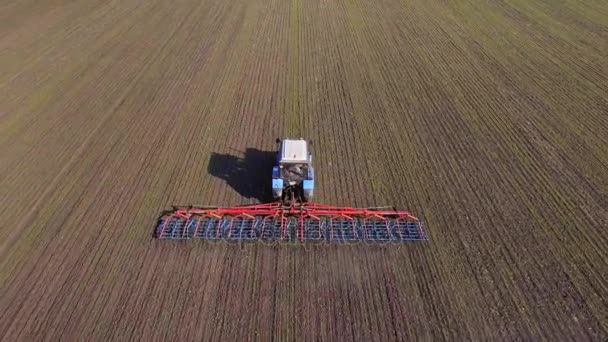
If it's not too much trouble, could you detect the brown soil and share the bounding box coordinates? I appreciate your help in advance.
[1,0,607,340]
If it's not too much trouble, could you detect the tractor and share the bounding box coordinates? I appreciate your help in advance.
[155,138,427,242]
[272,138,314,204]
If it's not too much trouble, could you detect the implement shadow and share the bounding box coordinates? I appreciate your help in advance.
[208,148,276,202]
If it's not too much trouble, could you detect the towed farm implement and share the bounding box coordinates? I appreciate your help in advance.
[156,139,428,243]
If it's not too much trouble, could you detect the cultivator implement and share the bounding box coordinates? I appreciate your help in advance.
[156,202,427,243]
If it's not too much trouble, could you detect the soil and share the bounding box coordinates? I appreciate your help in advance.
[1,0,607,340]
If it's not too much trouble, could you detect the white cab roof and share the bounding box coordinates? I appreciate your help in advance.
[280,139,308,163]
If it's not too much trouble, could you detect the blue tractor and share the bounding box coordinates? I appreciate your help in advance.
[272,138,314,203]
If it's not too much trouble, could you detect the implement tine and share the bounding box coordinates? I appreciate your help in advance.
[154,202,427,243]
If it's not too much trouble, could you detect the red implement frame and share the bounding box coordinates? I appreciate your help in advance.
[157,202,424,242]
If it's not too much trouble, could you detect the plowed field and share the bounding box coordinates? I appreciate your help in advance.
[1,0,607,340]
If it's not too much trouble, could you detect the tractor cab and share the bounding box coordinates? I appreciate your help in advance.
[272,138,314,202]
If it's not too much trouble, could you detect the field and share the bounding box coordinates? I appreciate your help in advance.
[1,0,607,340]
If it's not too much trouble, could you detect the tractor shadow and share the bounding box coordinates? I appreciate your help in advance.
[208,148,276,202]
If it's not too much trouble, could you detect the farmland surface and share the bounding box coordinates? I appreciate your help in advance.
[1,0,608,340]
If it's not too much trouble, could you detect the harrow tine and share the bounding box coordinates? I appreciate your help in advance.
[155,202,427,243]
